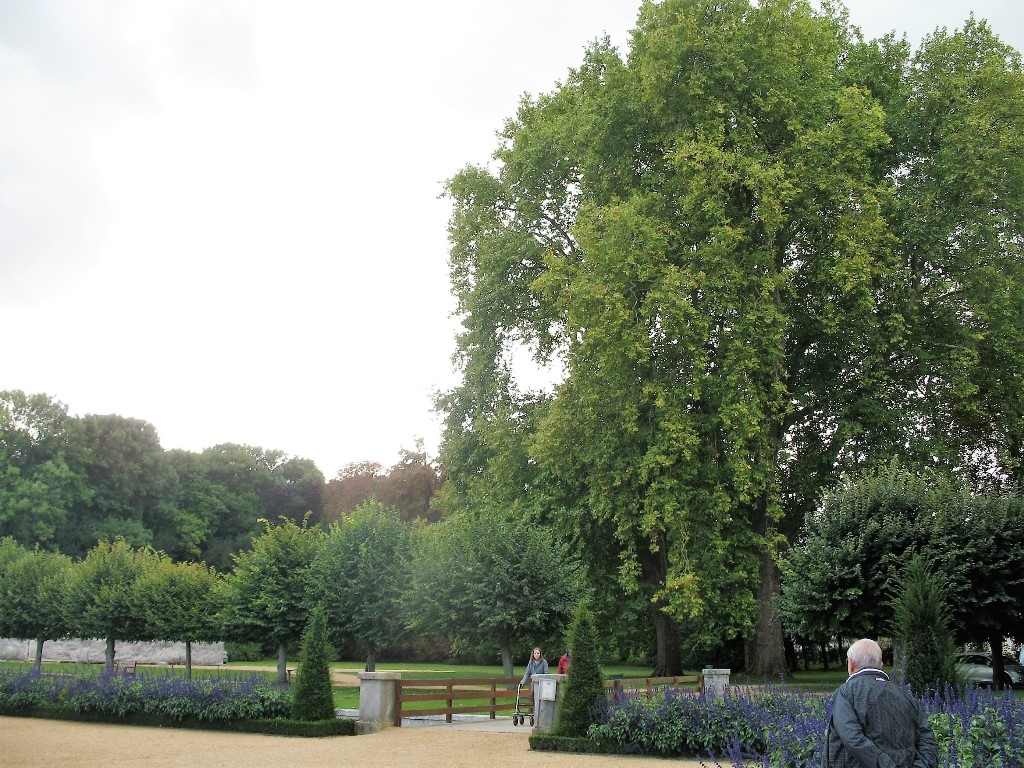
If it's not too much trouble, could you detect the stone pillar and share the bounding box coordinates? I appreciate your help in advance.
[357,671,401,734]
[702,668,730,697]
[531,673,565,733]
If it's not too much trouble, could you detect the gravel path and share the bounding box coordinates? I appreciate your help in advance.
[1,715,709,767]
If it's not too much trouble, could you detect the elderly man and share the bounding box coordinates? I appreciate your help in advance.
[823,638,938,768]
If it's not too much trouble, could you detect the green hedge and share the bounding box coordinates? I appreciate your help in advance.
[0,704,356,737]
[528,734,636,755]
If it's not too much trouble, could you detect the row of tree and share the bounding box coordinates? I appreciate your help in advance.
[438,0,1024,676]
[0,390,441,571]
[0,500,583,683]
[779,466,1024,685]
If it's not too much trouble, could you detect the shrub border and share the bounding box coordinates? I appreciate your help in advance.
[0,705,356,737]
[529,734,647,756]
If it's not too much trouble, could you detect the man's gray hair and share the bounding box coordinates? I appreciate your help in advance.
[847,638,883,670]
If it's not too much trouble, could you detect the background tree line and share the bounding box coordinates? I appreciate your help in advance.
[0,501,583,685]
[0,390,442,572]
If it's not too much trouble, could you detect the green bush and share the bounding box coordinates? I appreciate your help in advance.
[291,604,336,722]
[0,705,355,736]
[890,556,960,695]
[224,642,266,663]
[552,602,604,737]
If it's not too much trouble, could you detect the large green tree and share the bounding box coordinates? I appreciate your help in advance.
[308,499,410,672]
[220,517,321,684]
[441,0,1023,675]
[62,414,177,558]
[62,540,156,670]
[135,554,222,679]
[0,538,71,668]
[0,391,87,551]
[406,510,583,677]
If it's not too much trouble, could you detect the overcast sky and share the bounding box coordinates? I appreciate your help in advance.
[2,1,1021,478]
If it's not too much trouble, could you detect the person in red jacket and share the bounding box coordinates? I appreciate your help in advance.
[557,647,571,675]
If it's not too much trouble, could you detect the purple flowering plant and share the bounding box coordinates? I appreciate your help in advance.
[0,666,290,722]
[588,682,1024,768]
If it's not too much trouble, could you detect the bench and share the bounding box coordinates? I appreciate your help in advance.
[113,660,137,674]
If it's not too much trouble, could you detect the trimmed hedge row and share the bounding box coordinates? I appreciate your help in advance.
[528,734,641,756]
[0,704,356,737]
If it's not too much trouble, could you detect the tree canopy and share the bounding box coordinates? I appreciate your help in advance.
[309,499,411,671]
[440,0,1023,674]
[220,518,322,683]
[406,510,583,677]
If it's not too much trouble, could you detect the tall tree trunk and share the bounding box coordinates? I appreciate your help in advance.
[105,637,115,672]
[990,634,1006,691]
[748,543,788,677]
[185,640,193,680]
[497,638,512,679]
[34,637,44,670]
[652,604,682,676]
[365,642,377,673]
[746,482,788,678]
[641,535,682,676]
[277,642,289,685]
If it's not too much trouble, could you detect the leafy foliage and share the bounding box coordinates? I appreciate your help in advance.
[62,540,156,668]
[220,518,322,683]
[406,510,583,676]
[890,556,960,695]
[0,539,70,666]
[309,500,409,671]
[779,467,1024,658]
[291,604,335,722]
[552,603,604,738]
[135,554,222,678]
[440,0,1024,677]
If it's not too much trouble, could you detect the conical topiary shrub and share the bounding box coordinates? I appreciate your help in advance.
[291,604,336,721]
[890,556,959,695]
[552,602,604,737]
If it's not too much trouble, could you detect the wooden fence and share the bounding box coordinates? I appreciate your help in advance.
[394,676,527,726]
[605,674,704,701]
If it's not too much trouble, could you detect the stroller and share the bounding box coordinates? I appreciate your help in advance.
[512,681,534,726]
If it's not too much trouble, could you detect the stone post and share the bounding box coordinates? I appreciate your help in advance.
[531,673,565,733]
[702,668,730,697]
[357,671,401,734]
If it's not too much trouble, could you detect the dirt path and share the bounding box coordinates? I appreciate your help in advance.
[1,716,709,767]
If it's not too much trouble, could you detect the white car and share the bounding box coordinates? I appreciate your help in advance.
[955,652,1024,688]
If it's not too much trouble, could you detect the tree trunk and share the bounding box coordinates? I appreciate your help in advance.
[105,637,115,672]
[365,642,376,673]
[500,637,513,679]
[990,634,1006,691]
[185,640,193,680]
[277,642,289,685]
[652,604,682,677]
[34,637,44,670]
[640,536,682,676]
[748,544,788,677]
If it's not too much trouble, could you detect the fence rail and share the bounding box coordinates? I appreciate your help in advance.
[394,676,527,726]
[606,674,703,700]
[392,672,706,726]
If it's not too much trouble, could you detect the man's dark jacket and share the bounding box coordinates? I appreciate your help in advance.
[823,668,938,768]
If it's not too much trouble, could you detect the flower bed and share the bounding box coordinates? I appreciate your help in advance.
[0,667,290,722]
[585,683,1024,767]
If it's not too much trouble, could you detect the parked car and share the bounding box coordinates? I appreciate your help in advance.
[955,652,1024,688]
